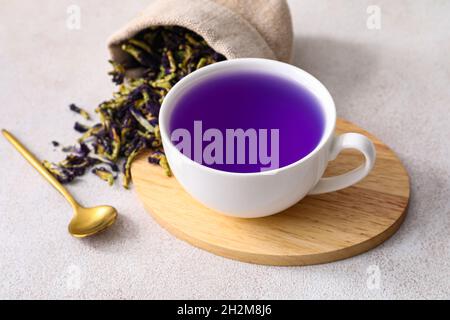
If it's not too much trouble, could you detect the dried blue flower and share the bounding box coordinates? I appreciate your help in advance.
[121,43,157,68]
[45,26,225,187]
[69,103,91,120]
[148,151,171,177]
[92,167,115,186]
[74,122,90,133]
[108,60,126,85]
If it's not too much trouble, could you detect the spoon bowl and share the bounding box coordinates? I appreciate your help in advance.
[69,205,118,238]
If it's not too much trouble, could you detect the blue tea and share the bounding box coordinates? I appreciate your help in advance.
[169,72,324,173]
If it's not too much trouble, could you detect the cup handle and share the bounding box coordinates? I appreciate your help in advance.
[308,133,376,195]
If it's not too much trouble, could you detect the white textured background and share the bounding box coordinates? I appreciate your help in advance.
[0,0,449,299]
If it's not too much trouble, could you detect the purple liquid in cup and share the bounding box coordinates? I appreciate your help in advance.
[169,72,324,173]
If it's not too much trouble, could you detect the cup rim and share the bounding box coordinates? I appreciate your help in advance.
[159,58,336,177]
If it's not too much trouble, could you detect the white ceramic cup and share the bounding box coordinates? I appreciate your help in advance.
[159,58,376,218]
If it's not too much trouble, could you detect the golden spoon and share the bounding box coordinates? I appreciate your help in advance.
[2,129,117,238]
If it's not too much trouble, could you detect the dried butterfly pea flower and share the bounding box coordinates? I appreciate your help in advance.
[74,122,90,133]
[62,145,75,153]
[92,167,115,186]
[185,33,201,47]
[89,153,119,172]
[128,39,153,55]
[78,124,103,143]
[43,160,72,183]
[45,26,226,188]
[148,152,171,177]
[108,60,126,85]
[122,146,145,189]
[69,103,91,120]
[121,43,157,68]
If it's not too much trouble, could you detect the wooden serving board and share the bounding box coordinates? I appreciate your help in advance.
[131,118,410,266]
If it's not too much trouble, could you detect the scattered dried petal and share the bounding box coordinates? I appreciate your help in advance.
[92,167,115,186]
[74,122,90,133]
[69,104,91,120]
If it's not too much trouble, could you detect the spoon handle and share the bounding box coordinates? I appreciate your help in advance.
[2,129,79,209]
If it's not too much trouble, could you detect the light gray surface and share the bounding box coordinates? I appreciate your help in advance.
[0,0,449,299]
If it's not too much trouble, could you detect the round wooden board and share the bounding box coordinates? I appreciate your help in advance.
[131,119,410,266]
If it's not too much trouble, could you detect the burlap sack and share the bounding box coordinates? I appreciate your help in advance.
[108,0,293,67]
